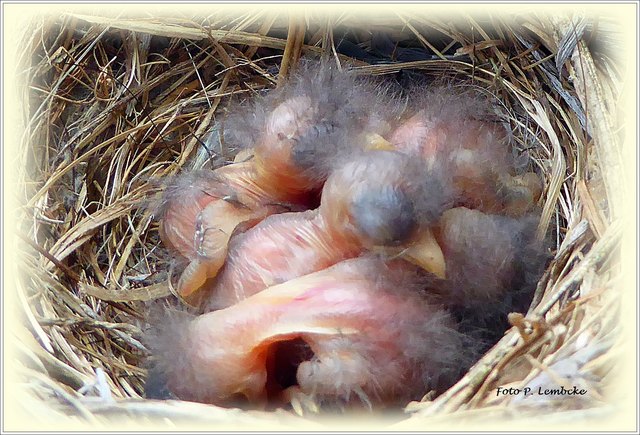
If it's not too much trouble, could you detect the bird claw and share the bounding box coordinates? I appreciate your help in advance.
[284,386,320,416]
[508,312,548,343]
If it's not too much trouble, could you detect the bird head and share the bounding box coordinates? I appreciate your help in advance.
[319,150,452,278]
[157,171,225,259]
[225,60,400,201]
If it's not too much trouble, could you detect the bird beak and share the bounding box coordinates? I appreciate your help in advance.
[401,228,447,279]
[362,133,395,151]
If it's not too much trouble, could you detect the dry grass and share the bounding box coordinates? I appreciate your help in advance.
[12,9,626,428]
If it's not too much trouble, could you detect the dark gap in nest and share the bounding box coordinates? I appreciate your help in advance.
[333,26,460,64]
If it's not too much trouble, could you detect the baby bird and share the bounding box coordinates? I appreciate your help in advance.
[389,86,543,217]
[197,150,452,311]
[159,62,398,299]
[429,207,548,345]
[223,60,400,199]
[146,257,473,410]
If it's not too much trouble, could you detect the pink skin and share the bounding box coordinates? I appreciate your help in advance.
[160,162,277,260]
[252,96,324,199]
[160,182,221,261]
[389,110,542,216]
[162,95,394,301]
[160,162,290,299]
[388,113,443,160]
[160,96,329,300]
[163,258,461,409]
[202,209,361,311]
[199,150,446,311]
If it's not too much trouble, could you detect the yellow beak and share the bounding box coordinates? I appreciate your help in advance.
[401,228,446,279]
[362,133,395,151]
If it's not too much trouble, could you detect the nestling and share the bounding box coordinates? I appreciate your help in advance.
[389,86,543,217]
[430,206,548,344]
[145,257,474,410]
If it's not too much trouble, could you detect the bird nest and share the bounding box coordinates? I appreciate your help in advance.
[11,7,629,430]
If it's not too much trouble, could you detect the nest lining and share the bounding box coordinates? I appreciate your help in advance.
[13,10,624,427]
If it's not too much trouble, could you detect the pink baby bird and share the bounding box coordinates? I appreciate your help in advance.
[146,257,472,410]
[389,86,543,217]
